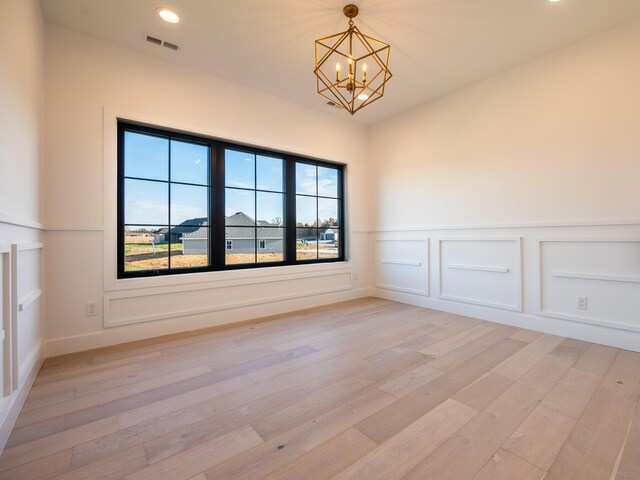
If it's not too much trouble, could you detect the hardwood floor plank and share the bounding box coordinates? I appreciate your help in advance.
[0,449,71,480]
[354,338,526,444]
[545,350,640,480]
[51,446,147,480]
[332,399,477,480]
[74,346,274,397]
[75,361,374,467]
[16,365,213,427]
[0,416,119,472]
[260,428,377,480]
[503,405,576,470]
[123,425,263,480]
[574,343,618,376]
[202,389,396,480]
[540,367,602,419]
[452,373,514,411]
[419,324,498,358]
[10,345,317,447]
[491,334,565,380]
[471,448,546,480]
[616,400,640,480]
[401,350,577,480]
[379,364,443,399]
[117,375,254,429]
[510,329,544,344]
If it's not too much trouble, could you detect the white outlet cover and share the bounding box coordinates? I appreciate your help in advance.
[576,296,588,310]
[85,303,98,316]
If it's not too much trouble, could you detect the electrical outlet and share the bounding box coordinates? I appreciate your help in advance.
[86,302,98,316]
[576,296,588,311]
[353,272,359,282]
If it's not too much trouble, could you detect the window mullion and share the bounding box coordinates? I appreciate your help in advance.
[213,143,226,270]
[285,157,297,265]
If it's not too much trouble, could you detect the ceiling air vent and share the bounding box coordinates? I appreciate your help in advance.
[326,101,342,109]
[143,33,180,52]
[145,35,162,45]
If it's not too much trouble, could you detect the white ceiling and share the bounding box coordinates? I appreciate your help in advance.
[40,0,640,125]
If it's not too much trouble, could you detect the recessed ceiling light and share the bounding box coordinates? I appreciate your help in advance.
[357,93,369,101]
[549,0,560,3]
[157,8,179,23]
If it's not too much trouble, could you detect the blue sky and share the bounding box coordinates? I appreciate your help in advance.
[124,133,340,228]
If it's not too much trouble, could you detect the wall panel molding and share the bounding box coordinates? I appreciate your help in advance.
[538,238,640,334]
[104,271,353,328]
[375,238,430,296]
[438,237,522,312]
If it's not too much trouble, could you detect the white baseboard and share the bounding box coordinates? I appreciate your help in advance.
[371,288,640,353]
[0,341,45,453]
[45,288,375,357]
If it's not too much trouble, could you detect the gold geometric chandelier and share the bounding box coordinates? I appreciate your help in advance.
[314,4,392,115]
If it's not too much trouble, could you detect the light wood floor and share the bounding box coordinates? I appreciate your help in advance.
[0,298,638,480]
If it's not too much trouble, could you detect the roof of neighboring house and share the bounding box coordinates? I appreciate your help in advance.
[181,223,209,239]
[154,217,208,236]
[182,213,282,240]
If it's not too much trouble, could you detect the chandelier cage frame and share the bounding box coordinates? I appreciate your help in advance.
[314,5,392,115]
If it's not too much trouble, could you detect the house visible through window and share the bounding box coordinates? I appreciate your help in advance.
[118,121,345,278]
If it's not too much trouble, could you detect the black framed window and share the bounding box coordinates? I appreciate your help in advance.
[118,121,345,278]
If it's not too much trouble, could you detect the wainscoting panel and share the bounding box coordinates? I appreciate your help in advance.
[438,238,522,311]
[375,238,429,296]
[105,270,353,328]
[539,238,640,332]
[0,245,10,397]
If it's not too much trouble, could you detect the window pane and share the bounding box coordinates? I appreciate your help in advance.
[172,226,209,269]
[124,132,168,181]
[171,140,209,185]
[226,189,255,224]
[257,192,284,227]
[125,179,168,225]
[318,198,339,228]
[258,227,284,263]
[171,184,209,226]
[297,228,318,260]
[296,195,317,227]
[225,226,255,264]
[319,228,340,259]
[257,155,284,192]
[123,226,169,272]
[296,163,316,195]
[225,149,255,189]
[318,166,339,198]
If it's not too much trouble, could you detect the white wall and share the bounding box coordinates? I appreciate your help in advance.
[43,23,373,355]
[368,19,640,351]
[0,0,46,450]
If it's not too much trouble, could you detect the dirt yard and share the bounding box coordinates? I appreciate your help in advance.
[124,242,338,271]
